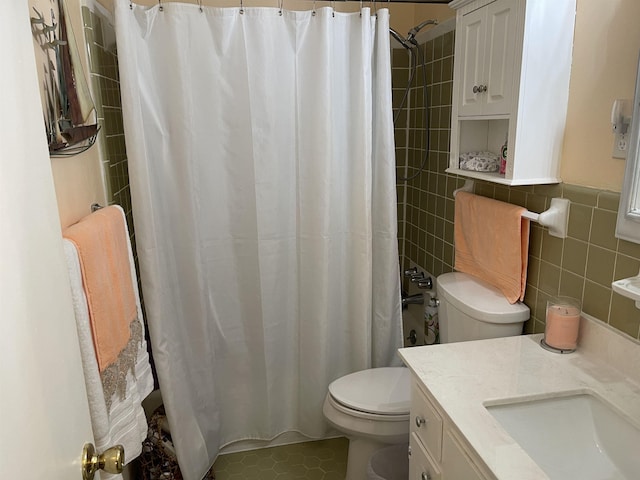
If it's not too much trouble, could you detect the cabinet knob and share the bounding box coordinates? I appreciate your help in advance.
[472,85,480,94]
[415,416,427,428]
[480,84,488,93]
[421,473,431,480]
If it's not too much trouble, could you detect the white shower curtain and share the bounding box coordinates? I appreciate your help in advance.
[115,1,401,478]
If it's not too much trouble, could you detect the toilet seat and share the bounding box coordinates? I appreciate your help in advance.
[328,367,410,416]
[326,394,409,423]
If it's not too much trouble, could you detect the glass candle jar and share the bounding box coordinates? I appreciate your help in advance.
[542,296,581,353]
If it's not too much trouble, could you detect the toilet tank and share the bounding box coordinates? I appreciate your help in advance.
[437,272,530,343]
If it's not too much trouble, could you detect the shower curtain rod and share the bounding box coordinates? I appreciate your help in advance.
[328,0,450,3]
[146,0,451,8]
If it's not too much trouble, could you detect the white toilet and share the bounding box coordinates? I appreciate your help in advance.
[323,271,530,480]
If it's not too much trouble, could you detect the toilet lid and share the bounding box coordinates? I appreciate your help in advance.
[328,367,410,415]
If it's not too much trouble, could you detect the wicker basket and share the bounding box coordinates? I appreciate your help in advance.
[139,406,215,480]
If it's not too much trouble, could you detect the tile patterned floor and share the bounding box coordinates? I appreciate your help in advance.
[213,437,349,480]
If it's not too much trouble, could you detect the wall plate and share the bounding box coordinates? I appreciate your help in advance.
[613,131,629,159]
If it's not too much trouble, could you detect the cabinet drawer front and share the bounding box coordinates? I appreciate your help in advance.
[409,432,442,480]
[410,382,443,461]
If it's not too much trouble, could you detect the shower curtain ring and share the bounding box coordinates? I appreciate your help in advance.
[158,0,163,12]
[331,0,335,17]
[359,0,363,17]
[239,0,244,14]
[278,0,283,16]
[129,0,133,9]
[198,0,203,12]
[312,0,316,16]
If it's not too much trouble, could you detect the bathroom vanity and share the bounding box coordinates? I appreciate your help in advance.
[407,378,494,480]
[399,314,640,480]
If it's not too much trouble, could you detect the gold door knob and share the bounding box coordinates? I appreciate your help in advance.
[82,443,125,480]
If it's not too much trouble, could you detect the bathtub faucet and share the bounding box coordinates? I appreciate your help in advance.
[402,292,424,309]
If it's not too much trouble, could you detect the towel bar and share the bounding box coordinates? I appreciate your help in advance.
[452,179,570,238]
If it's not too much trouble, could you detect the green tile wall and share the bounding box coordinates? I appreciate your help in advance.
[82,7,134,245]
[393,29,458,281]
[473,183,640,339]
[81,6,149,302]
[393,30,640,340]
[82,8,155,375]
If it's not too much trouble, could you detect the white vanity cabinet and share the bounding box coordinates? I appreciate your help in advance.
[409,380,495,480]
[448,0,576,185]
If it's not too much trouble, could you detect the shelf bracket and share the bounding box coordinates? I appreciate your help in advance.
[612,270,640,309]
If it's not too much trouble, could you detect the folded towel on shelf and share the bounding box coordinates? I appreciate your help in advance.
[63,205,153,471]
[63,206,137,371]
[459,151,500,172]
[454,191,530,304]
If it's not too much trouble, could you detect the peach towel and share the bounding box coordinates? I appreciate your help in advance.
[63,206,136,371]
[454,191,530,304]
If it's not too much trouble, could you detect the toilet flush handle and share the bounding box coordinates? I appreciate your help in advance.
[415,416,427,428]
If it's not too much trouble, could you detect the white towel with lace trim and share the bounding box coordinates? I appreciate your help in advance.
[63,206,153,476]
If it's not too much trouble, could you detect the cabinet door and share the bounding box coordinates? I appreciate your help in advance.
[482,0,517,115]
[457,6,486,117]
[442,429,489,480]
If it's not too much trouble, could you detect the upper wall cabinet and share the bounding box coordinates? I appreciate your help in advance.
[457,0,517,117]
[448,0,576,185]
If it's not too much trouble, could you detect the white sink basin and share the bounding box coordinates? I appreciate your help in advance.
[486,393,640,479]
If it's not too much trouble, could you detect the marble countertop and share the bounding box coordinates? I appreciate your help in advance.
[398,315,640,480]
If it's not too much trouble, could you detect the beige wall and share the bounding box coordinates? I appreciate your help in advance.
[394,0,640,194]
[414,4,455,26]
[561,0,640,191]
[50,156,106,227]
[393,4,455,36]
[410,0,640,193]
[29,0,107,229]
[97,0,420,33]
[35,0,640,229]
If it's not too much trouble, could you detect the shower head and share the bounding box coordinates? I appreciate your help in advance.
[389,28,412,50]
[406,19,438,45]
